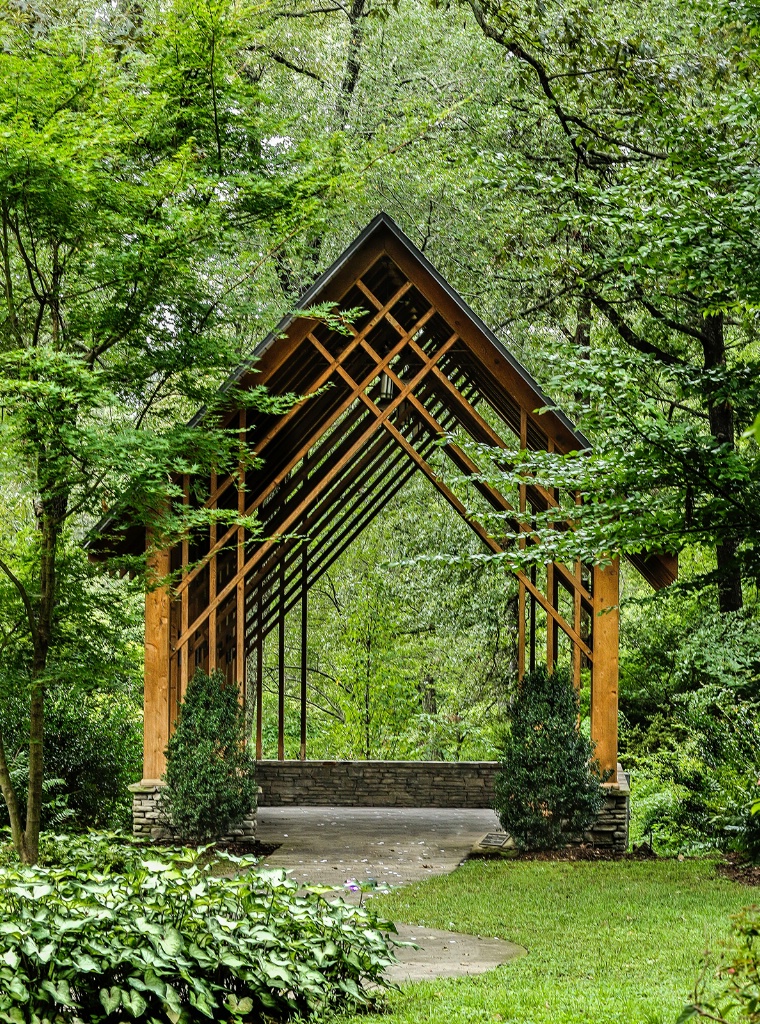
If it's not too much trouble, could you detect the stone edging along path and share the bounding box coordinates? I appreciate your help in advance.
[255,806,526,984]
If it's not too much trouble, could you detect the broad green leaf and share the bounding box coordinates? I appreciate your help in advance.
[99,987,123,1014]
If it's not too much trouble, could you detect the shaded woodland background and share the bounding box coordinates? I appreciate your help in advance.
[1,0,759,858]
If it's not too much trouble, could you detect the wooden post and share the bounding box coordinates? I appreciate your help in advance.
[255,587,263,760]
[300,542,308,760]
[143,547,171,783]
[278,558,285,761]
[591,558,620,776]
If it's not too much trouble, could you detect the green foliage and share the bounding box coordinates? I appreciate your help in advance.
[680,905,760,1024]
[493,667,605,850]
[163,669,257,843]
[0,690,141,831]
[0,837,397,1023]
[628,686,760,860]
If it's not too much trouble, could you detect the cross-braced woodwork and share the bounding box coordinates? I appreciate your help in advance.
[128,215,676,783]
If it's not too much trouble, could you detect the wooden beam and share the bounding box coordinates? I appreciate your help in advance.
[173,335,460,646]
[143,547,171,783]
[255,588,263,759]
[384,233,584,453]
[590,558,619,775]
[173,304,434,601]
[278,559,285,761]
[300,541,307,761]
[234,234,389,393]
[312,350,592,655]
[380,417,592,658]
[378,367,594,609]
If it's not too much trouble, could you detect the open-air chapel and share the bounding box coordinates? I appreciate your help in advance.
[97,214,676,851]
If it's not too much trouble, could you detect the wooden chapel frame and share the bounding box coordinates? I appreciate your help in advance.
[98,214,677,785]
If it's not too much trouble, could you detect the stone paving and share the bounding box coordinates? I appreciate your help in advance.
[257,805,499,890]
[257,806,526,982]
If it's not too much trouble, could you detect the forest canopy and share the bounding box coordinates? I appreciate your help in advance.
[0,0,758,863]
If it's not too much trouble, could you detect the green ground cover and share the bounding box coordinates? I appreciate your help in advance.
[336,858,751,1024]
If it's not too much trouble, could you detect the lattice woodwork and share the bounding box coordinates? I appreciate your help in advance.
[124,216,675,782]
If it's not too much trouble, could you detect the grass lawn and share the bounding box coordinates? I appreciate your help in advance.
[336,858,752,1024]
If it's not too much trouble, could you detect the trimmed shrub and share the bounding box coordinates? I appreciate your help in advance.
[493,667,606,850]
[0,839,397,1022]
[163,669,256,843]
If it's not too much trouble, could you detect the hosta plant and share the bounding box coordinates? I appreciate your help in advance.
[0,841,397,1022]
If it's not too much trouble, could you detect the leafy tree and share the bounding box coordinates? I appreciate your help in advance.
[0,0,325,863]
[493,667,605,850]
[454,0,760,611]
[163,668,257,844]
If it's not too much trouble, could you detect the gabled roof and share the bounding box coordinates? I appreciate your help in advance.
[194,212,590,447]
[90,212,676,591]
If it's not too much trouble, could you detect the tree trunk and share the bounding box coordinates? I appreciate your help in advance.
[702,313,742,613]
[0,732,29,860]
[336,0,367,130]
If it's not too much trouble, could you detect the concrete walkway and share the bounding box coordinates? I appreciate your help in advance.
[257,805,501,890]
[257,806,525,983]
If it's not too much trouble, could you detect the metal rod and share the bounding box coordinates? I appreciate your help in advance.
[529,564,537,673]
[255,587,263,759]
[278,557,285,761]
[300,541,307,761]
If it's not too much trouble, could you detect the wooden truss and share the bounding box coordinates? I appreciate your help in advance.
[134,215,676,784]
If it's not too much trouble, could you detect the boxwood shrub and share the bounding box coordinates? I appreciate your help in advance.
[0,839,397,1022]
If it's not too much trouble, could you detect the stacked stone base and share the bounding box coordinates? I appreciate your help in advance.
[255,759,498,809]
[583,766,630,850]
[128,782,256,843]
[129,763,630,852]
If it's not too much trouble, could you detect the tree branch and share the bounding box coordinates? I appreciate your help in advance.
[466,1,666,166]
[587,291,684,365]
[259,49,325,83]
[633,285,709,342]
[0,558,38,646]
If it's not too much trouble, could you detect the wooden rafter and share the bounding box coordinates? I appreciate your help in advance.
[97,213,680,781]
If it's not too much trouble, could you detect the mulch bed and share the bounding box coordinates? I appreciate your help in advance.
[716,852,760,886]
[515,842,659,862]
[471,842,658,862]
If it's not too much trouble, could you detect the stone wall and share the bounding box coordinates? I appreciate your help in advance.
[256,760,630,852]
[128,782,256,842]
[255,759,499,809]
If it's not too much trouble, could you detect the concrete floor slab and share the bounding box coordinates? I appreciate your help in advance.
[257,805,501,892]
